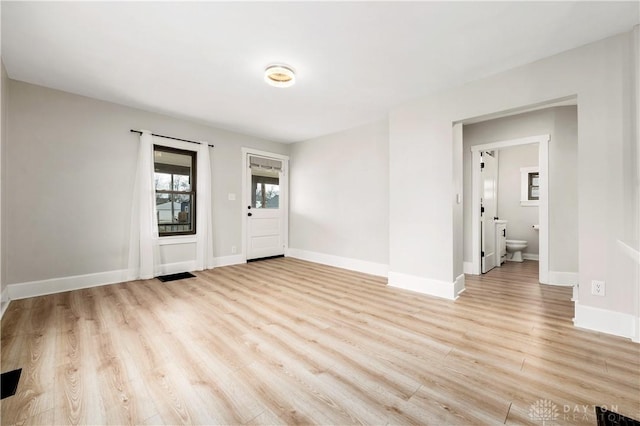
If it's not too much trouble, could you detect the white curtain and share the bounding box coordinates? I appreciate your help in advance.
[196,143,215,270]
[128,131,160,280]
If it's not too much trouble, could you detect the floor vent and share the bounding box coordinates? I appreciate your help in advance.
[247,255,285,263]
[596,406,640,426]
[1,368,22,399]
[157,272,196,282]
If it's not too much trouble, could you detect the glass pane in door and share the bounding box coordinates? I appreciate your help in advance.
[251,170,280,209]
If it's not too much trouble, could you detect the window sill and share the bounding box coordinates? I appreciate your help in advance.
[158,235,197,245]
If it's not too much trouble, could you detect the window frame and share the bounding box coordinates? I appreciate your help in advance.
[154,144,197,237]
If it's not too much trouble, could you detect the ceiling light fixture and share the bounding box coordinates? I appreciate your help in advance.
[264,64,296,88]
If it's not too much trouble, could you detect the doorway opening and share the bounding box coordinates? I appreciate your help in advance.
[470,136,549,281]
[458,98,580,289]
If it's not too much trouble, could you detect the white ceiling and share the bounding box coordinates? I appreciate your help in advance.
[2,2,638,143]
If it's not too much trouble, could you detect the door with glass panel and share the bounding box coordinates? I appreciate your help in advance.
[246,154,284,260]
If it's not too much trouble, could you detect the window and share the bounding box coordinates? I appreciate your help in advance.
[249,155,281,209]
[154,145,196,235]
[520,166,539,206]
[251,172,280,208]
[528,172,540,200]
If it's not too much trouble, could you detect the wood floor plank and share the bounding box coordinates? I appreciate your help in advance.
[1,329,57,425]
[2,258,639,425]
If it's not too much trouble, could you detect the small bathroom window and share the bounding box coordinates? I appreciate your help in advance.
[528,172,539,200]
[520,167,539,206]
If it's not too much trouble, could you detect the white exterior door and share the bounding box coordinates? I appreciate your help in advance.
[481,152,498,273]
[246,154,286,260]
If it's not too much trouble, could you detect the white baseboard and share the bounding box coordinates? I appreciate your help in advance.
[7,268,130,300]
[5,256,245,301]
[523,253,539,261]
[574,302,637,340]
[548,271,578,286]
[214,254,246,267]
[388,271,457,300]
[571,284,579,302]
[453,273,465,298]
[1,287,10,319]
[287,248,388,277]
[463,262,474,275]
[158,261,197,276]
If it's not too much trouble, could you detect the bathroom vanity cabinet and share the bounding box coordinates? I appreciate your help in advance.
[495,221,507,266]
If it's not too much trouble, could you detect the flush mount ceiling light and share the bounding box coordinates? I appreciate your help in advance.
[264,64,296,88]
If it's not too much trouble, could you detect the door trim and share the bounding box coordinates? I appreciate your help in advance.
[241,148,289,261]
[470,134,550,283]
[480,150,499,274]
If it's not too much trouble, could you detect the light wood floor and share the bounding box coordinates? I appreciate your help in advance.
[1,258,638,425]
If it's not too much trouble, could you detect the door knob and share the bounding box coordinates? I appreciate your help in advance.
[247,212,252,217]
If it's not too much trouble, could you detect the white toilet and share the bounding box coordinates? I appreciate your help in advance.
[506,240,528,262]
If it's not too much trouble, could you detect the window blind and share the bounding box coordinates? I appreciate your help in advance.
[249,155,282,171]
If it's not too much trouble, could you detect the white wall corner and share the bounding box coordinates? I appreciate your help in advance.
[214,254,247,267]
[0,287,10,319]
[548,271,579,287]
[387,271,457,300]
[287,248,388,277]
[463,262,475,275]
[573,302,637,340]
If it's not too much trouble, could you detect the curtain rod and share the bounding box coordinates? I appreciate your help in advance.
[130,129,214,148]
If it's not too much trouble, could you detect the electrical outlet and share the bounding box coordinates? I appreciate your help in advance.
[231,246,237,254]
[591,280,605,296]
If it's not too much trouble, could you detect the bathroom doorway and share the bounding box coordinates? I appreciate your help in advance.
[460,103,579,289]
[470,135,549,282]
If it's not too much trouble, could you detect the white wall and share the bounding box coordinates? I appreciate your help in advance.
[5,80,288,286]
[463,106,578,270]
[389,30,637,325]
[550,106,579,273]
[0,60,7,297]
[289,120,389,267]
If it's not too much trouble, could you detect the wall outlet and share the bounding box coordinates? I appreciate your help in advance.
[591,280,605,296]
[231,246,237,254]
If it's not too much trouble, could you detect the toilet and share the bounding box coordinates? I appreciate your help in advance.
[506,240,528,262]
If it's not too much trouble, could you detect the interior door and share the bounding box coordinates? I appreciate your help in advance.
[246,155,284,260]
[481,151,498,273]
